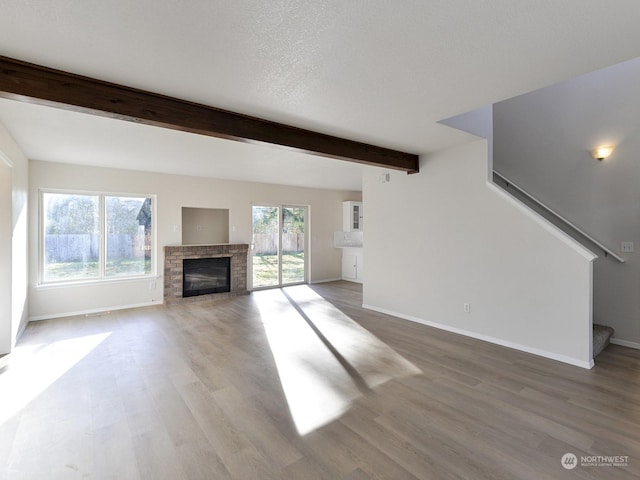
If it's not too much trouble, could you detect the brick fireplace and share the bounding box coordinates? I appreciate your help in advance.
[164,244,249,304]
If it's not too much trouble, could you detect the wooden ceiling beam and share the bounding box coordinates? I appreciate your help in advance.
[0,56,419,173]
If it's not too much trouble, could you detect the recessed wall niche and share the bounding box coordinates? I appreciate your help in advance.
[182,207,229,245]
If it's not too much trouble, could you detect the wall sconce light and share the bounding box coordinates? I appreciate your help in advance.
[592,145,615,160]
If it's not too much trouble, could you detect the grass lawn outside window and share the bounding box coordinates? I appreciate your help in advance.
[253,252,304,287]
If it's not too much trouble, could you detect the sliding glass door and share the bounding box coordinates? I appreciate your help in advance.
[252,205,280,288]
[252,205,307,289]
[281,206,306,285]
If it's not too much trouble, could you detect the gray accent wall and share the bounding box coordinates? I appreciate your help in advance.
[493,57,640,347]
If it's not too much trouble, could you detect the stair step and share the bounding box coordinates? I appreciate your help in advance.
[593,324,614,358]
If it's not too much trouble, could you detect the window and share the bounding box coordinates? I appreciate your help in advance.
[41,191,154,283]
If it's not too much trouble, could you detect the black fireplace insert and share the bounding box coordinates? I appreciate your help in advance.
[183,257,231,297]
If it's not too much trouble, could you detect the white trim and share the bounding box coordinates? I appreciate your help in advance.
[610,338,640,350]
[306,204,312,284]
[34,274,162,290]
[16,316,29,342]
[363,303,594,369]
[310,277,342,284]
[486,181,598,263]
[249,203,310,290]
[0,150,13,168]
[28,300,162,322]
[38,190,158,285]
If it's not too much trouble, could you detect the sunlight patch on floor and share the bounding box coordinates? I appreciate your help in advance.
[255,285,420,436]
[0,332,111,426]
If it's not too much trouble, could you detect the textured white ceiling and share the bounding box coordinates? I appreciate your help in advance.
[1,0,640,190]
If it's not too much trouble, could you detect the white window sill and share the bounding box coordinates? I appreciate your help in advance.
[35,274,161,290]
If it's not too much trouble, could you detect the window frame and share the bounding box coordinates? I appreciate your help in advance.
[38,188,157,286]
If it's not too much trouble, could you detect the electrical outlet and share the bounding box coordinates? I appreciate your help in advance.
[621,241,634,253]
[149,281,156,290]
[463,303,471,313]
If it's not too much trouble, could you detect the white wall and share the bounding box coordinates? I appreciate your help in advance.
[493,57,640,347]
[0,155,11,353]
[363,140,595,368]
[0,123,29,354]
[29,160,355,319]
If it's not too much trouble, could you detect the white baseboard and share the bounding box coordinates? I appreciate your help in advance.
[362,304,594,369]
[29,300,163,322]
[311,278,343,284]
[16,316,29,341]
[610,338,640,350]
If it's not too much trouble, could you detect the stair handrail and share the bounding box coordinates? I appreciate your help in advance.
[493,170,624,263]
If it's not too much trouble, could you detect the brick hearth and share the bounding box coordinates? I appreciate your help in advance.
[164,244,249,304]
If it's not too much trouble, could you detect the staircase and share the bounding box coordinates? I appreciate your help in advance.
[593,324,614,358]
[493,171,624,262]
[492,171,618,360]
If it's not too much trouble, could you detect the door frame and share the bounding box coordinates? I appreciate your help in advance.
[250,203,309,290]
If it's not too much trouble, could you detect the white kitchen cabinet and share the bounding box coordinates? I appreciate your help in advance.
[338,202,363,283]
[341,247,363,283]
[343,201,363,232]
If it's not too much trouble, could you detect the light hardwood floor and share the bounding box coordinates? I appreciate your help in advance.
[1,281,639,479]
